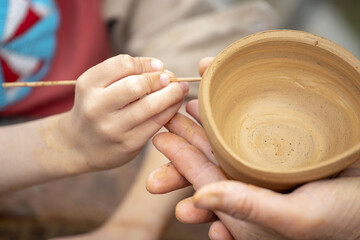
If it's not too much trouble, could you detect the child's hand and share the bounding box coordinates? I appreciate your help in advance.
[62,55,188,170]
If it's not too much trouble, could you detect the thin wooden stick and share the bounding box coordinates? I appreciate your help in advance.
[2,77,202,88]
[2,80,77,88]
[170,77,202,82]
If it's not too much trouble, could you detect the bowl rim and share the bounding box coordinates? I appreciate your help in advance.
[199,29,360,179]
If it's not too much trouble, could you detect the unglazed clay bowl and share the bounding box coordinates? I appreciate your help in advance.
[199,30,360,191]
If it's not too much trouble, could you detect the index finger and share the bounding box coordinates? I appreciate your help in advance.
[152,132,226,190]
[165,113,217,164]
[186,99,201,125]
[78,54,164,87]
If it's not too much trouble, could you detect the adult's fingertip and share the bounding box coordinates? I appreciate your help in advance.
[146,169,161,194]
[186,99,198,109]
[185,100,201,124]
[146,163,191,194]
[209,221,234,240]
[175,197,216,224]
[202,56,215,62]
[152,132,165,145]
[198,57,215,76]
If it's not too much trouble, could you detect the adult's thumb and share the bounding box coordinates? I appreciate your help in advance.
[193,180,305,235]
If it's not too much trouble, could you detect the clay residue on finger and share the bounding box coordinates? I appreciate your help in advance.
[194,191,223,210]
[147,164,190,193]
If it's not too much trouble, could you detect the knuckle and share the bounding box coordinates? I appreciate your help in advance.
[96,121,115,141]
[106,54,136,74]
[126,76,146,97]
[77,63,98,83]
[81,99,101,123]
[233,193,254,221]
[118,54,137,73]
[133,57,147,73]
[193,162,216,185]
[118,54,134,64]
[76,68,97,92]
[76,77,87,95]
[171,141,190,161]
[119,54,133,61]
[143,74,154,93]
[127,109,140,124]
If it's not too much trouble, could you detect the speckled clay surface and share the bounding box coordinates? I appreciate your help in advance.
[199,30,360,191]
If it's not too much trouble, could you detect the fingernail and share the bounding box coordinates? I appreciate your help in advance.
[160,73,170,86]
[180,82,189,92]
[151,59,163,71]
[194,192,221,209]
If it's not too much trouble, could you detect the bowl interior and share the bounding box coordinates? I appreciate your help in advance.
[209,38,360,171]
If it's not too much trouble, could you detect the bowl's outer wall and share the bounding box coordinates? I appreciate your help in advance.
[199,30,360,191]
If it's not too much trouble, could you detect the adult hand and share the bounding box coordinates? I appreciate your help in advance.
[146,57,360,240]
[148,100,360,240]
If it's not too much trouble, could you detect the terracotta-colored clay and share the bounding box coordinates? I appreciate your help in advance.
[199,30,360,191]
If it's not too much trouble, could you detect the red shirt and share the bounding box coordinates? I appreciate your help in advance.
[0,0,110,117]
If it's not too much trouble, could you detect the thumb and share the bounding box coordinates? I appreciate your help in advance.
[193,181,312,236]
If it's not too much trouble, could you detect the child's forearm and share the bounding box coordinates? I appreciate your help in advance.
[0,55,188,196]
[0,113,89,195]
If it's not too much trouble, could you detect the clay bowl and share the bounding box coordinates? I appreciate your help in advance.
[199,30,360,191]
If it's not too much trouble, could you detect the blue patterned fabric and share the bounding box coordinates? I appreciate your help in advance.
[0,0,59,109]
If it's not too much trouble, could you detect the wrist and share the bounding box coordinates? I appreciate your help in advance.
[41,112,91,176]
